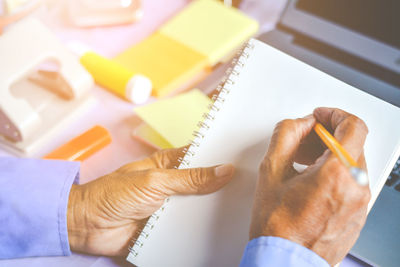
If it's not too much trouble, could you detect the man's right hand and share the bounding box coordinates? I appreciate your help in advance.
[250,107,371,266]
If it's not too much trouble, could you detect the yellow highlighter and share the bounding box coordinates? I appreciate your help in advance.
[314,123,369,185]
[68,41,152,104]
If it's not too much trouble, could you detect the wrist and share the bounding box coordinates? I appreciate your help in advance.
[67,184,88,252]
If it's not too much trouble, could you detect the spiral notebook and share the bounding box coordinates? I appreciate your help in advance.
[127,39,400,267]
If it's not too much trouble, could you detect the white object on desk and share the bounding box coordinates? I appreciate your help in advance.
[0,18,94,156]
[67,0,143,27]
[68,41,152,105]
[127,39,400,266]
[223,0,232,6]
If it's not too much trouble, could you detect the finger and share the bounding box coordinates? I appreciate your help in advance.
[117,147,187,173]
[313,108,369,160]
[147,164,235,196]
[263,115,316,181]
[313,107,351,130]
[294,129,326,165]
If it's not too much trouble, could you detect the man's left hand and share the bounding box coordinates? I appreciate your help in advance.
[67,148,234,256]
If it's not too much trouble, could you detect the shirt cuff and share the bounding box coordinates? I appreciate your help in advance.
[240,236,329,267]
[0,157,80,259]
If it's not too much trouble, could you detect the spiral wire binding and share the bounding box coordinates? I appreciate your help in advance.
[128,40,255,259]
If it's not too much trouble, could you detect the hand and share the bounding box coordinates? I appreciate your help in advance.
[67,148,234,256]
[250,107,371,266]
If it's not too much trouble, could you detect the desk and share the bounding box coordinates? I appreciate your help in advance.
[0,0,367,266]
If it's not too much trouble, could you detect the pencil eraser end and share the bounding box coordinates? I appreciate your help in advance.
[350,167,369,186]
[126,75,152,104]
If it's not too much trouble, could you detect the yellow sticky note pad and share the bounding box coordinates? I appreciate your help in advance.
[134,123,172,149]
[134,89,211,149]
[114,33,208,98]
[160,0,259,65]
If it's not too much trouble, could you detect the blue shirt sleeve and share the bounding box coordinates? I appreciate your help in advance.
[0,157,80,259]
[240,236,329,267]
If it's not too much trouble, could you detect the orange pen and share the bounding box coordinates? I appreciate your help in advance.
[44,125,112,161]
[314,123,369,185]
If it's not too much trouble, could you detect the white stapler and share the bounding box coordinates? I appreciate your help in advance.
[0,18,94,156]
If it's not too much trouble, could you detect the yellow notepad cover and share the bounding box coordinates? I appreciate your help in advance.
[160,0,259,65]
[134,89,211,148]
[114,32,208,98]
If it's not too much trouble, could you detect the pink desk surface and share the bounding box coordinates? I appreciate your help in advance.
[0,0,366,266]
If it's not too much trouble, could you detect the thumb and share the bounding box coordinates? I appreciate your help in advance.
[149,164,235,196]
[263,115,315,181]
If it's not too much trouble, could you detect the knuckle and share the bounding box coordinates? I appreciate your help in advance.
[150,151,169,168]
[275,119,296,132]
[331,108,348,126]
[187,168,208,192]
[149,154,162,168]
[272,119,297,146]
[318,159,350,194]
[150,148,181,168]
[260,155,278,177]
[344,115,369,134]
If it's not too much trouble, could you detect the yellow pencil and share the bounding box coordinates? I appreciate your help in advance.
[314,123,369,185]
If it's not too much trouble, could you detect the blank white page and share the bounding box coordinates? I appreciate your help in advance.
[128,39,400,267]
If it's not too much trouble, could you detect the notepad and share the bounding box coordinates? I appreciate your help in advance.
[133,89,211,149]
[127,39,400,266]
[160,0,259,65]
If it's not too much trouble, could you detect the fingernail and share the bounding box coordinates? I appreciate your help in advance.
[215,164,234,178]
[313,107,325,115]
